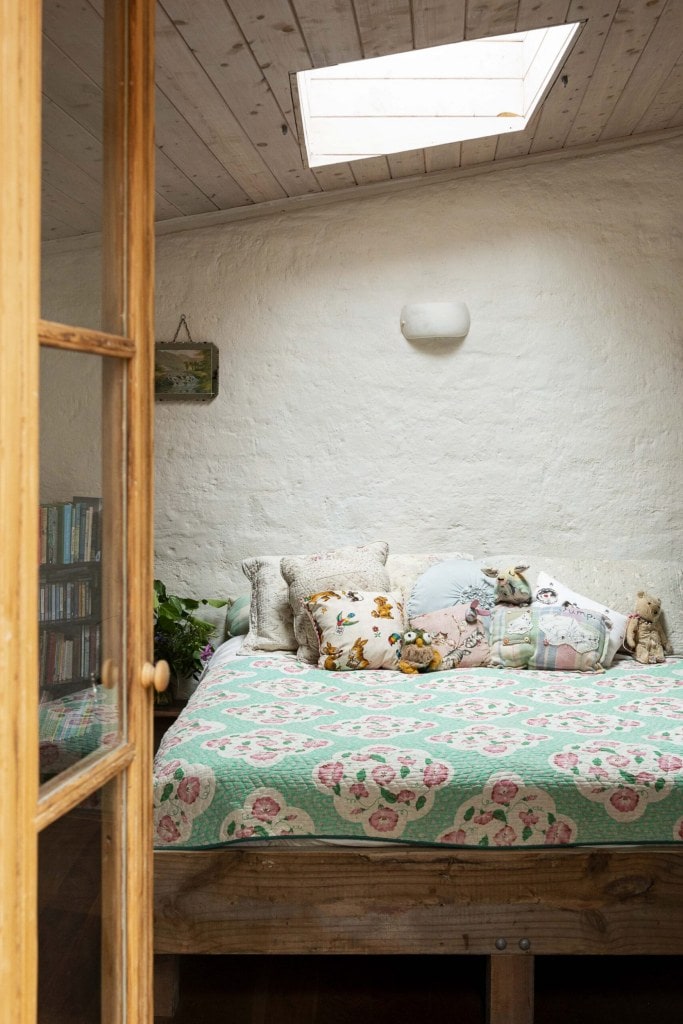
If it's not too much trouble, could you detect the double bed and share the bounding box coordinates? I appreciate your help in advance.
[152,627,683,1021]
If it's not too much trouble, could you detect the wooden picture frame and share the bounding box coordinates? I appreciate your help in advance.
[154,341,219,402]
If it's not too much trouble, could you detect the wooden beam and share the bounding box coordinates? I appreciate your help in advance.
[154,845,683,956]
[487,956,534,1024]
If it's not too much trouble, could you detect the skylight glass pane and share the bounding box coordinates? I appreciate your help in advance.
[297,24,581,168]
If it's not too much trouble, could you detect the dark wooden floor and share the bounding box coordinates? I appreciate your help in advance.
[165,953,682,1024]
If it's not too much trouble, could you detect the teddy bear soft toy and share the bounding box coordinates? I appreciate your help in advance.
[482,565,532,606]
[397,628,443,674]
[625,591,672,664]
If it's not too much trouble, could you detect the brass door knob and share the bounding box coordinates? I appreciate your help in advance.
[141,660,170,693]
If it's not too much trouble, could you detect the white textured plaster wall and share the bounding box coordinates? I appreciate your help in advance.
[42,139,683,603]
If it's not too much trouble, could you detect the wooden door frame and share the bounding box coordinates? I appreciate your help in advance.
[0,0,156,1020]
[0,2,41,1022]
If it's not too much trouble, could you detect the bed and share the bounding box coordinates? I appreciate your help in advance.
[152,553,683,1022]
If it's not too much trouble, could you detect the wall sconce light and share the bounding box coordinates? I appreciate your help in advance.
[400,301,470,342]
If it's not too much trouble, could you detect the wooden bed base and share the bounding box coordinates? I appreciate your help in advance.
[153,843,683,1022]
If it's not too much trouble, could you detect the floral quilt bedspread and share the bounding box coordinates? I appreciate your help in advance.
[153,655,683,850]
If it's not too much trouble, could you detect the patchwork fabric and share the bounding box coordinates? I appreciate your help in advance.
[532,571,628,667]
[410,603,491,668]
[153,653,683,850]
[305,590,405,671]
[488,604,610,672]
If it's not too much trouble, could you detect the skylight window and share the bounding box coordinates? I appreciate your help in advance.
[296,24,581,168]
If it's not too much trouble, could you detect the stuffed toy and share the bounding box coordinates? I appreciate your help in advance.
[397,628,443,674]
[482,565,532,606]
[625,591,672,664]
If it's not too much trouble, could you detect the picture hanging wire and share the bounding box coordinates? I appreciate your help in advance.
[172,313,194,345]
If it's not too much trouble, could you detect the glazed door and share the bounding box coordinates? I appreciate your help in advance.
[0,2,159,1022]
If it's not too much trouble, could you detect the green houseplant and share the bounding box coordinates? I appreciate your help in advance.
[153,579,227,702]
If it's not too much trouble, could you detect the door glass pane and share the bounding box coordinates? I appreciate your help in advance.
[38,780,123,1024]
[39,348,126,786]
[41,0,104,329]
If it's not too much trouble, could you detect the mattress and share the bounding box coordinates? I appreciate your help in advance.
[153,647,683,851]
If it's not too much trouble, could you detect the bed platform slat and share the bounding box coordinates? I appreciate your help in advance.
[154,845,683,957]
[487,955,534,1024]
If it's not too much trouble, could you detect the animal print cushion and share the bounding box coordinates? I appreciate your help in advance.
[488,604,609,673]
[304,590,405,671]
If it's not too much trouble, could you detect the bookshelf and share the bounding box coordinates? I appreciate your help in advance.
[38,496,102,695]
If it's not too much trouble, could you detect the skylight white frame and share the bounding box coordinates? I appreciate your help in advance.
[296,23,582,169]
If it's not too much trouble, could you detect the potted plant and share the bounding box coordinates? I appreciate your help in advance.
[153,579,227,703]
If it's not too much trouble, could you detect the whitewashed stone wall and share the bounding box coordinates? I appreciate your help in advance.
[42,137,683,603]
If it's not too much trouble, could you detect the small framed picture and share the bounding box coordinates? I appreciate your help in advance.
[154,342,219,402]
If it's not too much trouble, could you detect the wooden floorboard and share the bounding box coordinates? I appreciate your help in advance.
[160,954,682,1024]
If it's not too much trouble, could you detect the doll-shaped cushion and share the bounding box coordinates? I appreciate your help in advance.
[488,604,609,672]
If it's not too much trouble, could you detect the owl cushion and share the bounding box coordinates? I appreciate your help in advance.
[488,604,609,672]
[304,590,405,671]
[409,603,491,669]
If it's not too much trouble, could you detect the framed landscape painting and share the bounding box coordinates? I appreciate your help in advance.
[154,342,219,401]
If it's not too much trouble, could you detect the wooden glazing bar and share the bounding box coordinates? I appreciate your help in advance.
[35,742,136,833]
[39,318,135,357]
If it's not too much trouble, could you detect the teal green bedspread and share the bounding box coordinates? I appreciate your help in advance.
[153,654,683,850]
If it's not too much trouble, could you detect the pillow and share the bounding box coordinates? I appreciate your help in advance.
[224,594,250,639]
[386,552,473,598]
[281,542,390,662]
[532,571,628,667]
[488,604,609,672]
[241,556,297,654]
[305,590,404,670]
[408,558,496,619]
[410,603,491,669]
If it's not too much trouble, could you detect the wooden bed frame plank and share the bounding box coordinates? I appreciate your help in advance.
[154,845,683,957]
[487,956,534,1024]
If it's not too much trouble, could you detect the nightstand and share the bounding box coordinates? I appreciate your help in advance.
[153,699,186,752]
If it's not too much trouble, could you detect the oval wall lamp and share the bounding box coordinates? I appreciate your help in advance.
[400,301,470,342]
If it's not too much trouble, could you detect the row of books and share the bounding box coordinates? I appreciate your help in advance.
[39,496,102,566]
[39,577,97,623]
[39,624,101,686]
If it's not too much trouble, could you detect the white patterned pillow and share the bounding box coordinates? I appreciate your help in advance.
[305,590,405,670]
[241,556,297,654]
[281,542,390,662]
[532,571,628,667]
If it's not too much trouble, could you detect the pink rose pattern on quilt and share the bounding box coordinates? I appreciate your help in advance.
[201,727,330,764]
[220,787,314,842]
[312,745,452,839]
[150,657,683,849]
[428,724,548,756]
[154,758,216,845]
[551,739,683,821]
[438,772,577,847]
[227,701,335,725]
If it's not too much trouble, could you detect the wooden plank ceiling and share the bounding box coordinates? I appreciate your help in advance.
[42,0,683,240]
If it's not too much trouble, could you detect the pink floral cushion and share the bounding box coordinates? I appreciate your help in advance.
[410,602,491,669]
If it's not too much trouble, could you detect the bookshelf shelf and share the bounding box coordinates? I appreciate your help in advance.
[38,496,102,695]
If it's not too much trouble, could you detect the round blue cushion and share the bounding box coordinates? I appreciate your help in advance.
[408,559,496,618]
